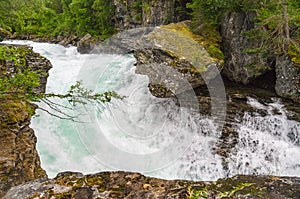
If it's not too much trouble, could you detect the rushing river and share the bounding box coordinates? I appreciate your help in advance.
[2,40,300,180]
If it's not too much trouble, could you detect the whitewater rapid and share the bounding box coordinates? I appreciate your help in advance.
[2,40,300,181]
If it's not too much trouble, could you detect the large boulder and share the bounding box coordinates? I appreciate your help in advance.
[221,11,273,84]
[134,22,223,97]
[275,55,300,103]
[92,21,223,98]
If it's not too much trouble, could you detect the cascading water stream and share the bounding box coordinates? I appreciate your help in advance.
[1,40,300,181]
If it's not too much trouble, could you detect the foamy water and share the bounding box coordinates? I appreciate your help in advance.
[2,40,299,181]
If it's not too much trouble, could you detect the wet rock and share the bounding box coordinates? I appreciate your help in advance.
[8,34,81,47]
[135,48,206,97]
[0,99,47,198]
[275,55,300,103]
[77,34,100,54]
[57,34,80,47]
[221,11,273,84]
[92,21,222,97]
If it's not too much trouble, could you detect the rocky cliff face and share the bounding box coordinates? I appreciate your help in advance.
[0,44,50,197]
[221,11,273,84]
[275,55,300,103]
[0,100,47,198]
[77,0,191,54]
[113,0,191,31]
[4,171,300,199]
[221,11,300,103]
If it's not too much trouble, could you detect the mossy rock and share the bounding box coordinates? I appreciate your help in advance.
[162,21,224,63]
[5,172,300,198]
[0,28,11,42]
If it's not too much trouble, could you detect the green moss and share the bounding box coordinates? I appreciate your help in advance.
[187,186,208,199]
[0,45,30,66]
[206,45,225,60]
[1,176,8,182]
[86,175,103,186]
[162,21,224,66]
[133,13,142,22]
[288,43,300,67]
[0,100,31,125]
[178,181,185,186]
[218,182,255,197]
[51,190,73,199]
[143,2,151,20]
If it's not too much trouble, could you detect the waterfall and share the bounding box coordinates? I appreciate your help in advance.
[2,40,299,181]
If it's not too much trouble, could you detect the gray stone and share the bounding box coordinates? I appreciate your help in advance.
[275,55,300,103]
[221,11,272,84]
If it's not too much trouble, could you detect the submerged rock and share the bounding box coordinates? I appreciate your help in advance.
[4,171,300,198]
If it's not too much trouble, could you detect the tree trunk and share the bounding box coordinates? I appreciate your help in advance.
[282,1,290,50]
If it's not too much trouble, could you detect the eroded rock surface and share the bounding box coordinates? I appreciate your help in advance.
[5,171,300,199]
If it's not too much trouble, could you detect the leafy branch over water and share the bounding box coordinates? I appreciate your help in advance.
[0,68,125,122]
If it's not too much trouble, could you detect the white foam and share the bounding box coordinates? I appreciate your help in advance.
[1,40,299,181]
[228,98,300,177]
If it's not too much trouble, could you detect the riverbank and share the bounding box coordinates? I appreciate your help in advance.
[5,171,300,198]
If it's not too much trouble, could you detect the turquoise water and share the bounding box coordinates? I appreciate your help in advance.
[2,40,300,181]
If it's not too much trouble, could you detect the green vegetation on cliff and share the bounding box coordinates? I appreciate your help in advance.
[0,0,191,39]
[0,0,299,64]
[0,44,124,121]
[188,0,300,65]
